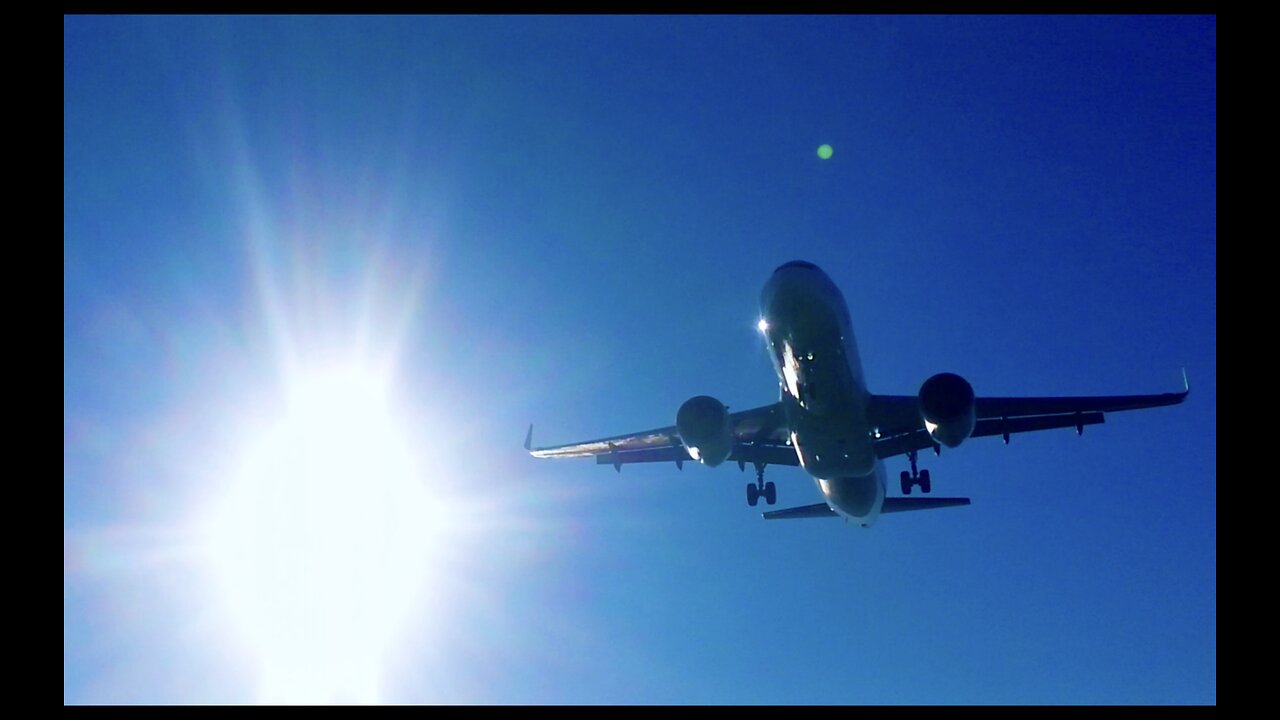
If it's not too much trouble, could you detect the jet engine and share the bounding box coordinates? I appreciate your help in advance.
[676,395,733,467]
[918,372,976,448]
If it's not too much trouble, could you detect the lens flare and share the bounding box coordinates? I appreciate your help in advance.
[203,362,437,703]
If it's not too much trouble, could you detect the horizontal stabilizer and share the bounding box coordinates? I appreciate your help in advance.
[762,496,972,519]
[761,503,838,519]
[881,497,971,513]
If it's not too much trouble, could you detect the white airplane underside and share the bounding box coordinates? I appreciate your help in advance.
[527,261,1187,527]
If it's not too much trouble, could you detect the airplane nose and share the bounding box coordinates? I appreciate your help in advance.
[774,260,820,274]
[762,260,831,311]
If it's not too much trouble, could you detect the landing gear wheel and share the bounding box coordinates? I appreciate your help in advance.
[747,462,774,507]
[901,449,935,495]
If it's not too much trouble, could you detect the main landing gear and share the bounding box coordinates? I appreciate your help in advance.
[746,462,776,506]
[899,449,932,495]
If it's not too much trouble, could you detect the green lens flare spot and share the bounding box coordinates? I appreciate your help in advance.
[817,144,834,160]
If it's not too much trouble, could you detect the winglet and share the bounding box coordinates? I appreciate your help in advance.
[524,424,534,452]
[1182,367,1190,393]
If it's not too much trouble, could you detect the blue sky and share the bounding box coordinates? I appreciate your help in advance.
[65,16,1215,704]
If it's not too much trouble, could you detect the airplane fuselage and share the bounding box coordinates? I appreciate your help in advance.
[759,261,887,525]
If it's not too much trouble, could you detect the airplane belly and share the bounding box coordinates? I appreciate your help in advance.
[791,427,876,477]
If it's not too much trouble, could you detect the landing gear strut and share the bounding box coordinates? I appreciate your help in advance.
[746,462,777,506]
[899,450,932,495]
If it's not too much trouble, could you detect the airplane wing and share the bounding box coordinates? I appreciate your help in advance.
[868,384,1189,460]
[525,402,800,471]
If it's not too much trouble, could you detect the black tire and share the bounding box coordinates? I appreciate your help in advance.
[900,470,912,495]
[764,481,777,505]
[747,483,759,507]
[919,469,932,494]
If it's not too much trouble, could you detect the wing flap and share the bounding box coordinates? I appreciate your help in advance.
[596,442,801,468]
[874,412,1106,459]
[730,444,801,467]
[975,391,1187,418]
[593,446,692,466]
[873,431,935,460]
[529,428,679,459]
[972,412,1105,439]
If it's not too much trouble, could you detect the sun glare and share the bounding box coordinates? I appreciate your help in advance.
[204,362,437,703]
[171,110,514,703]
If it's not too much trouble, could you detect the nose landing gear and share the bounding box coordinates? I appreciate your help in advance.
[899,449,932,495]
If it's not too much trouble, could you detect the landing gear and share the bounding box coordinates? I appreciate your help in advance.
[745,462,777,506]
[900,450,933,495]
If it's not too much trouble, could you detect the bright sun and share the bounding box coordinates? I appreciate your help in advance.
[204,362,437,703]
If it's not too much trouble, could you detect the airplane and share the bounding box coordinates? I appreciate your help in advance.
[525,260,1188,527]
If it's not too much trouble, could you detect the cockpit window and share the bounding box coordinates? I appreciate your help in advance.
[775,260,818,272]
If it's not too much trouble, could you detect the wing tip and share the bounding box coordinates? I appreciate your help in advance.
[524,424,534,452]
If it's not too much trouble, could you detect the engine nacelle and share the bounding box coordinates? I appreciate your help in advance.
[676,395,733,467]
[918,372,976,448]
